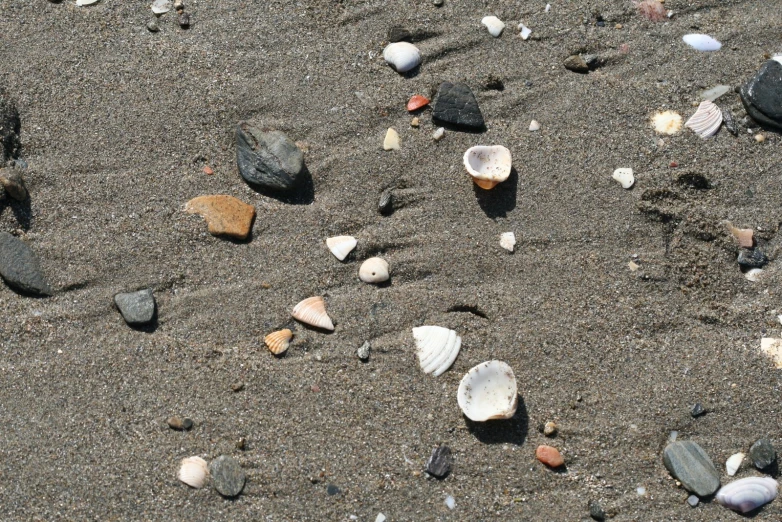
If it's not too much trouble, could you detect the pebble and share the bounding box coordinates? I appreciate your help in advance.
[737,248,768,269]
[383,128,400,150]
[536,445,564,468]
[178,12,190,28]
[529,119,540,131]
[662,441,720,497]
[588,501,606,520]
[0,232,53,296]
[410,117,420,127]
[425,446,452,479]
[167,416,193,431]
[755,133,765,143]
[612,168,634,189]
[235,123,305,192]
[444,495,456,509]
[432,127,445,141]
[375,514,386,522]
[378,188,393,215]
[209,456,246,497]
[387,26,412,43]
[432,82,485,131]
[185,195,256,240]
[151,0,172,15]
[687,495,699,507]
[500,232,515,252]
[760,338,782,368]
[236,437,246,450]
[543,421,557,437]
[357,341,371,361]
[722,109,738,136]
[481,16,505,38]
[740,58,782,131]
[690,403,705,417]
[146,20,160,32]
[231,382,245,392]
[114,289,156,326]
[563,55,589,74]
[327,484,340,496]
[750,438,776,470]
[0,167,28,201]
[433,0,443,5]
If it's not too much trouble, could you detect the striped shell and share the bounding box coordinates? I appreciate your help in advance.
[264,329,293,355]
[457,361,518,421]
[685,100,723,138]
[178,456,209,489]
[716,477,778,513]
[326,236,357,261]
[292,296,334,331]
[412,326,462,377]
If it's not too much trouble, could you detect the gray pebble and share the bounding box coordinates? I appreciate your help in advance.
[425,446,452,479]
[722,108,738,136]
[357,341,371,361]
[687,494,699,507]
[378,189,393,215]
[114,289,156,326]
[166,416,193,431]
[563,55,589,74]
[326,484,341,496]
[588,501,605,521]
[662,441,720,497]
[0,91,21,164]
[433,0,443,5]
[0,232,52,296]
[737,248,768,269]
[432,82,485,131]
[236,123,305,192]
[178,12,190,28]
[146,20,160,32]
[209,455,246,497]
[690,403,705,417]
[750,438,776,470]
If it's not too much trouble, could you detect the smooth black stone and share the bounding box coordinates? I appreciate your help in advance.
[740,59,782,132]
[662,441,720,497]
[690,403,705,417]
[588,501,606,521]
[0,232,52,296]
[326,484,340,496]
[387,26,411,43]
[209,456,246,497]
[0,91,21,163]
[236,123,304,192]
[114,289,155,326]
[432,82,485,131]
[737,248,768,268]
[750,438,777,470]
[425,446,452,479]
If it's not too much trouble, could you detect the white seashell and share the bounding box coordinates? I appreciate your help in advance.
[444,495,456,510]
[518,23,532,40]
[745,268,763,282]
[481,16,505,37]
[382,42,421,73]
[716,476,778,513]
[383,128,400,150]
[651,110,683,135]
[760,338,782,368]
[463,145,512,190]
[76,0,100,5]
[432,127,445,141]
[726,453,745,476]
[545,4,551,13]
[612,168,634,189]
[292,296,334,331]
[685,100,723,138]
[528,120,540,131]
[178,456,209,489]
[412,326,462,377]
[151,0,172,14]
[359,257,389,284]
[457,360,518,421]
[682,34,721,52]
[326,236,357,261]
[500,232,516,252]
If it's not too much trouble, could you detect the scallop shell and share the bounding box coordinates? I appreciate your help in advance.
[726,453,745,476]
[457,360,518,421]
[651,110,683,135]
[382,42,421,73]
[716,477,778,513]
[178,456,209,489]
[326,236,357,261]
[481,16,505,37]
[412,326,462,377]
[264,329,293,355]
[463,145,512,190]
[291,296,334,331]
[685,100,723,138]
[359,257,389,283]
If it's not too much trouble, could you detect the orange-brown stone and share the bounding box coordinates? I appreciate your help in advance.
[185,195,256,239]
[536,445,564,468]
[406,94,430,112]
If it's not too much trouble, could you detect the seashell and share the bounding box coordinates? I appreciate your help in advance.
[726,453,745,476]
[500,232,515,252]
[724,221,753,248]
[151,0,172,14]
[407,95,430,112]
[716,476,778,513]
[76,0,100,5]
[382,42,421,73]
[412,326,462,377]
[759,338,782,368]
[178,456,209,489]
[432,127,445,141]
[518,23,532,40]
[457,360,518,421]
[612,168,634,189]
[463,145,512,190]
[359,257,389,283]
[528,120,540,131]
[292,296,334,331]
[651,110,683,135]
[481,16,505,37]
[700,85,731,102]
[264,328,293,355]
[383,128,400,150]
[326,236,357,261]
[682,34,721,52]
[745,268,763,282]
[685,100,722,138]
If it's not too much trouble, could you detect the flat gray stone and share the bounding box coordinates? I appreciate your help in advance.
[114,289,155,325]
[662,441,720,497]
[0,232,52,296]
[209,455,245,497]
[750,438,776,470]
[432,82,484,131]
[740,59,782,132]
[236,123,304,192]
[425,446,452,479]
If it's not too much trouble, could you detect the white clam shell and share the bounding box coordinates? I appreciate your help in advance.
[178,456,209,489]
[685,100,723,138]
[412,326,462,377]
[481,16,505,37]
[463,145,512,189]
[326,236,357,261]
[745,268,763,282]
[359,257,389,283]
[151,0,172,14]
[382,42,421,73]
[457,360,518,421]
[500,232,516,252]
[716,476,778,513]
[292,296,334,331]
[612,168,634,189]
[726,452,745,476]
[76,0,100,5]
[682,34,722,52]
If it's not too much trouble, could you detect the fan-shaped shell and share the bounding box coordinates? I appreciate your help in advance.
[178,456,209,489]
[412,326,462,377]
[359,257,390,283]
[716,477,778,513]
[685,100,723,138]
[264,329,293,355]
[382,42,421,73]
[651,110,682,135]
[292,296,334,331]
[326,236,357,261]
[463,145,512,189]
[457,361,518,421]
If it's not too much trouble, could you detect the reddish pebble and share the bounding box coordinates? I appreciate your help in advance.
[536,445,564,468]
[407,95,430,112]
[203,166,214,175]
[669,161,678,168]
[310,385,320,393]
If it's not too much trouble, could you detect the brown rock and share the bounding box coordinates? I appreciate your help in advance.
[185,195,256,239]
[0,167,28,201]
[536,445,564,468]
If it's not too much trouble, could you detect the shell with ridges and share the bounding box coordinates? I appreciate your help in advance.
[463,145,512,189]
[382,42,421,73]
[326,236,357,261]
[292,296,334,331]
[178,456,209,489]
[457,360,518,421]
[359,257,389,283]
[716,476,778,513]
[412,326,462,377]
[264,329,293,355]
[685,100,723,138]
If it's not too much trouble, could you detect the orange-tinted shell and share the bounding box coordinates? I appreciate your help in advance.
[264,329,293,355]
[291,296,335,331]
[407,95,430,112]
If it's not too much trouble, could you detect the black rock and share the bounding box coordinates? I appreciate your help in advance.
[662,441,720,497]
[563,55,589,74]
[750,438,777,470]
[690,403,705,418]
[326,484,341,496]
[387,26,412,43]
[114,289,156,326]
[378,188,393,215]
[722,108,738,136]
[425,446,452,479]
[432,82,485,131]
[740,58,782,132]
[588,501,606,521]
[737,248,768,269]
[0,232,52,296]
[178,12,190,28]
[236,123,305,192]
[0,91,21,163]
[209,456,246,497]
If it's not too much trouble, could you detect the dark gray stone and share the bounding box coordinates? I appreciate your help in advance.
[326,484,340,496]
[236,123,305,192]
[146,20,159,32]
[722,109,738,136]
[178,12,190,28]
[588,501,606,521]
[114,289,156,326]
[387,26,411,43]
[425,446,452,479]
[0,91,21,163]
[662,441,720,497]
[378,189,393,215]
[0,232,52,296]
[432,82,485,131]
[740,59,782,132]
[750,438,776,470]
[690,403,705,418]
[737,248,768,269]
[209,455,245,497]
[563,55,589,74]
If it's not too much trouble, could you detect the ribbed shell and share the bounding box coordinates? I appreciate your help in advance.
[412,326,462,377]
[685,100,723,138]
[291,296,334,331]
[457,361,518,421]
[264,329,293,355]
[716,477,778,513]
[178,456,209,489]
[326,236,357,261]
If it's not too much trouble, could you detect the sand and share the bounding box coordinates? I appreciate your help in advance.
[0,0,781,520]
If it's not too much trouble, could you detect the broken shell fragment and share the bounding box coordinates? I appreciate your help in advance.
[481,16,505,37]
[651,110,683,135]
[407,95,430,112]
[716,477,778,513]
[178,456,209,489]
[500,232,516,252]
[326,236,357,261]
[264,328,293,355]
[760,338,782,368]
[151,0,172,14]
[685,100,723,138]
[683,34,721,52]
[724,221,754,248]
[612,168,634,189]
[292,296,334,331]
[383,128,400,150]
[463,145,512,190]
[726,453,745,476]
[457,360,518,421]
[432,127,445,141]
[382,42,421,73]
[528,120,540,131]
[412,326,462,377]
[745,268,764,282]
[359,257,389,283]
[518,23,532,40]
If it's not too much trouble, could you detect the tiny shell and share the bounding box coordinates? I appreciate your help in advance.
[685,100,722,138]
[326,235,357,261]
[432,127,445,141]
[745,268,763,282]
[292,296,334,331]
[178,456,209,489]
[612,168,634,189]
[407,95,430,112]
[518,23,532,40]
[457,360,518,421]
[716,476,778,513]
[382,42,421,73]
[528,120,540,131]
[412,325,462,377]
[151,0,172,14]
[463,145,512,190]
[359,257,389,283]
[383,128,400,150]
[682,34,721,52]
[500,232,515,252]
[76,0,100,5]
[651,110,683,135]
[726,453,745,476]
[481,16,505,37]
[264,329,293,355]
[759,338,782,368]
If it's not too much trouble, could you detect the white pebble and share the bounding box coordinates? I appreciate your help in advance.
[529,119,540,131]
[669,430,678,442]
[76,0,100,5]
[432,127,445,141]
[481,16,505,37]
[383,128,400,150]
[151,0,172,14]
[444,495,456,510]
[500,232,516,252]
[374,515,386,522]
[682,34,722,52]
[612,168,634,189]
[518,23,532,40]
[545,3,551,12]
[636,486,646,496]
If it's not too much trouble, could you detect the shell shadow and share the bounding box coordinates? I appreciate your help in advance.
[244,165,314,205]
[464,394,528,445]
[472,167,518,219]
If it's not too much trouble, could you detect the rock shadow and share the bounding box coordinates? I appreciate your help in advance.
[244,165,314,205]
[0,195,32,230]
[464,394,528,445]
[472,167,518,219]
[430,118,486,134]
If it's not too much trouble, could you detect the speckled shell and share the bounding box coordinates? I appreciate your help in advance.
[716,477,778,513]
[685,100,723,138]
[412,326,462,377]
[178,456,209,489]
[463,145,512,189]
[291,296,334,331]
[326,236,357,261]
[457,361,518,421]
[359,257,389,283]
[264,329,293,355]
[382,42,421,73]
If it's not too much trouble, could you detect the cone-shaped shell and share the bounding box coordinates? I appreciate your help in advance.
[326,236,357,261]
[463,145,512,189]
[178,456,209,489]
[265,329,293,355]
[457,360,518,421]
[685,100,723,138]
[359,257,389,283]
[292,296,334,331]
[413,326,462,377]
[716,476,778,513]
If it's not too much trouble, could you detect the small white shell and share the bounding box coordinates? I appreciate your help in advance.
[716,477,778,513]
[500,232,516,252]
[651,110,683,135]
[383,128,400,150]
[457,360,518,421]
[682,34,722,52]
[760,338,782,368]
[481,16,505,37]
[518,23,532,40]
[151,0,172,14]
[326,236,357,261]
[529,120,540,131]
[412,326,462,377]
[178,456,209,489]
[612,168,634,189]
[76,0,100,5]
[726,453,745,476]
[685,100,723,138]
[359,257,389,283]
[745,268,763,282]
[463,145,512,190]
[292,296,334,331]
[382,42,421,73]
[432,127,445,141]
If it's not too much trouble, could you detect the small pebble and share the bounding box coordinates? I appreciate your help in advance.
[375,514,386,522]
[755,133,765,143]
[536,445,564,468]
[178,12,190,28]
[432,127,445,141]
[383,128,400,150]
[543,421,557,437]
[588,501,606,521]
[184,195,256,240]
[636,486,646,495]
[529,120,540,131]
[203,166,214,175]
[687,495,699,507]
[0,167,28,201]
[563,55,589,73]
[737,248,768,269]
[425,446,452,479]
[146,20,160,32]
[690,403,705,417]
[410,117,420,127]
[209,456,246,497]
[231,382,245,392]
[444,495,456,509]
[749,438,776,470]
[500,232,515,252]
[236,437,246,450]
[433,0,443,5]
[0,233,53,296]
[114,289,156,326]
[174,0,184,10]
[662,440,720,497]
[167,416,193,431]
[357,341,371,361]
[378,189,393,215]
[327,484,341,496]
